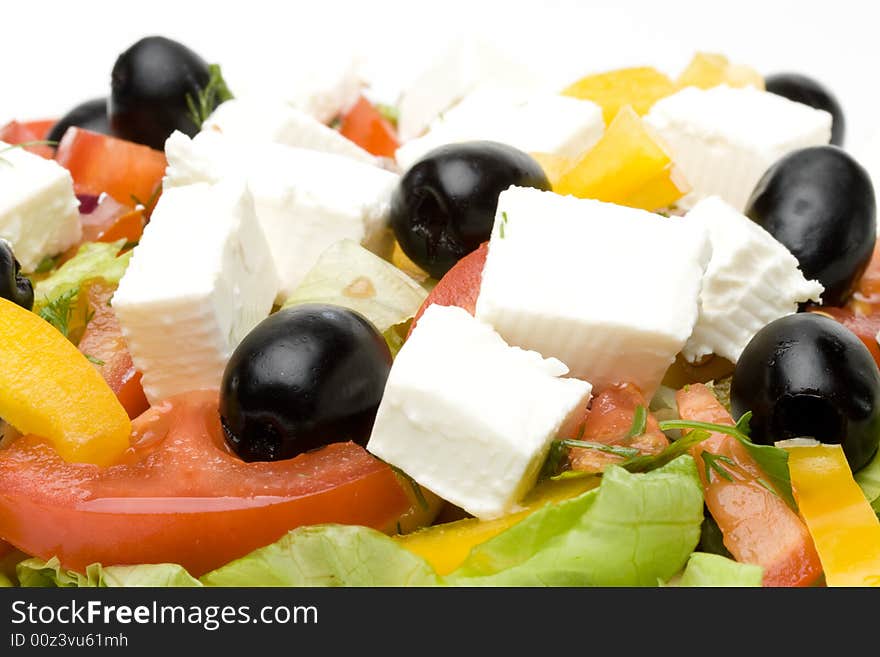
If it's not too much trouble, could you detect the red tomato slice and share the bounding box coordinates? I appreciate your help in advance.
[79,194,145,245]
[55,128,166,208]
[564,383,668,473]
[0,391,408,576]
[410,242,487,335]
[339,96,400,158]
[77,280,149,420]
[805,243,880,369]
[0,120,54,158]
[676,383,823,587]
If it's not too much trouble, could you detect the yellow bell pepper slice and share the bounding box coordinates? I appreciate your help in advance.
[395,475,599,575]
[554,106,689,210]
[530,152,573,190]
[562,67,676,124]
[0,297,131,466]
[785,443,880,587]
[676,52,764,90]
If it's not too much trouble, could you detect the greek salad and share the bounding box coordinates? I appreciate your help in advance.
[0,36,879,588]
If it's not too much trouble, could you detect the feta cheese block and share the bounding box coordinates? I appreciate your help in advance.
[644,85,832,211]
[397,38,545,141]
[475,187,712,397]
[395,88,604,170]
[112,181,277,404]
[204,97,376,165]
[682,197,824,364]
[164,130,399,300]
[0,141,81,272]
[367,304,592,520]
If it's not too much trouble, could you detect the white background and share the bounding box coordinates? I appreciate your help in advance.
[1,0,877,147]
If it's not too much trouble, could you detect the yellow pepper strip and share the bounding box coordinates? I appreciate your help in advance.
[554,106,689,211]
[676,52,764,90]
[395,476,599,575]
[0,297,131,466]
[562,67,676,124]
[786,443,880,587]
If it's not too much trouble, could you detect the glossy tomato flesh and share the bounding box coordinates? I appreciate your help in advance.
[676,383,823,587]
[79,194,146,246]
[0,120,55,158]
[339,96,400,158]
[564,384,668,473]
[55,127,166,208]
[0,391,408,576]
[77,280,149,419]
[409,241,487,335]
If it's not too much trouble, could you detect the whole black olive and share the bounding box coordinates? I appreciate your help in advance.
[46,98,110,144]
[745,146,876,306]
[391,141,550,279]
[765,73,845,146]
[0,240,34,311]
[220,304,392,462]
[109,36,228,150]
[731,313,880,472]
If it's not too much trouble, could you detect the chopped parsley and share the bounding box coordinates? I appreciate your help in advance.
[499,211,509,238]
[625,405,647,439]
[84,354,105,366]
[701,451,737,483]
[37,289,78,338]
[185,64,234,128]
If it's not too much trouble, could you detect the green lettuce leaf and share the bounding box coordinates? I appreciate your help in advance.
[281,239,427,343]
[33,240,132,313]
[0,572,12,587]
[16,557,200,588]
[446,456,704,586]
[856,448,880,507]
[676,552,762,587]
[201,524,442,587]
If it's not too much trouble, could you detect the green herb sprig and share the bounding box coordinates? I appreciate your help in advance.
[185,64,234,129]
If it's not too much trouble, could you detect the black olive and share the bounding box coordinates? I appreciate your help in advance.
[46,98,110,144]
[391,141,550,279]
[731,313,880,472]
[0,240,34,311]
[745,146,876,306]
[109,36,218,150]
[765,73,845,146]
[219,304,392,462]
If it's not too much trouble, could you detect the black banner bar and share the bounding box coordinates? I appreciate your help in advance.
[0,587,866,653]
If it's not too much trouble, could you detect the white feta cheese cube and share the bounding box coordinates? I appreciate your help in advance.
[395,89,604,170]
[682,197,824,364]
[368,304,592,520]
[164,130,399,300]
[112,181,277,404]
[645,85,832,211]
[203,98,376,165]
[0,142,81,272]
[475,187,711,397]
[397,39,545,141]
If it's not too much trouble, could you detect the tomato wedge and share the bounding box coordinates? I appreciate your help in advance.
[808,243,880,369]
[0,120,54,158]
[339,96,400,158]
[0,391,408,576]
[676,383,822,587]
[565,383,668,473]
[77,280,149,420]
[79,195,146,246]
[55,127,166,207]
[410,242,487,334]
